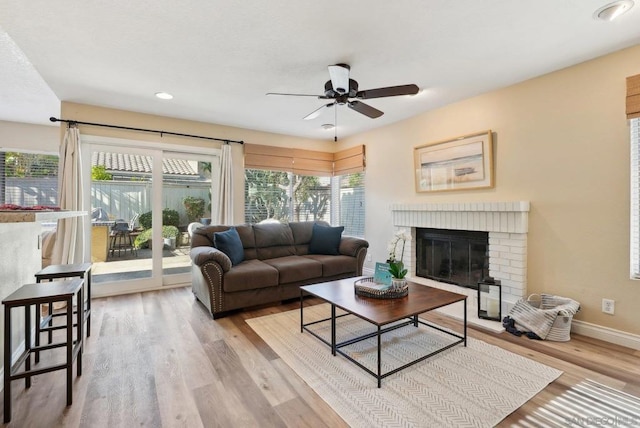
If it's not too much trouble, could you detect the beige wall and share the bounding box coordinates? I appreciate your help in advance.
[0,120,60,153]
[340,44,640,333]
[60,102,333,223]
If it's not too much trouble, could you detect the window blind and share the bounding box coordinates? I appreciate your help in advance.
[630,118,640,278]
[1,151,59,206]
[627,74,640,120]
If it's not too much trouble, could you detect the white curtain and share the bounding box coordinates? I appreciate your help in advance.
[52,124,85,265]
[217,143,234,225]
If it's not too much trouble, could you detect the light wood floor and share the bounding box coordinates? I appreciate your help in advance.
[2,286,640,427]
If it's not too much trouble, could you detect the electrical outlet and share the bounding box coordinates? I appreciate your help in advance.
[602,298,615,315]
[366,254,372,262]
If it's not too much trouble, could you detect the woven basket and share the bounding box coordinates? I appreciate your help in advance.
[354,277,409,299]
[526,294,574,342]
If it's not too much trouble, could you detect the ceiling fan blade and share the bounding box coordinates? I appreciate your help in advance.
[356,84,419,99]
[266,92,324,97]
[348,101,383,118]
[328,64,350,96]
[303,102,335,120]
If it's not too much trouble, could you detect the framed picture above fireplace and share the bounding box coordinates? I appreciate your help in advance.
[414,130,494,192]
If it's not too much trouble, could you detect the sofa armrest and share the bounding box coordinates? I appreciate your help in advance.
[190,246,232,272]
[339,236,369,257]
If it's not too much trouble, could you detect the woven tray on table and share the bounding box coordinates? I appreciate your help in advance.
[354,277,409,299]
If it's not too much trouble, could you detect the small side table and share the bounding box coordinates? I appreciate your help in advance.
[2,279,84,423]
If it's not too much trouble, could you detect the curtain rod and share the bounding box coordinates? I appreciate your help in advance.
[49,117,244,145]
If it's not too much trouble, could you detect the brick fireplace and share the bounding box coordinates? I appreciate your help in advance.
[391,201,529,310]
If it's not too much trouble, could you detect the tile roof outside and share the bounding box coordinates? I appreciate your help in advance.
[92,152,199,176]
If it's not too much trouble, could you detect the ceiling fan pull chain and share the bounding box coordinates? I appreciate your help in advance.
[334,103,338,142]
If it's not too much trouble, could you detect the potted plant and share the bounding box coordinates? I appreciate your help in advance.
[387,229,411,289]
[183,196,205,223]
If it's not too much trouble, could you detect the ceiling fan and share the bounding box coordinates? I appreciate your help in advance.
[267,63,419,124]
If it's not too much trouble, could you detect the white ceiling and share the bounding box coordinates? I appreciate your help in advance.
[1,1,640,141]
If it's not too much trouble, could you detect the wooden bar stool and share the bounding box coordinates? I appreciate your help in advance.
[2,279,84,423]
[34,263,92,363]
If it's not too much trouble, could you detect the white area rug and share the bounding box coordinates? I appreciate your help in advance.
[247,304,562,428]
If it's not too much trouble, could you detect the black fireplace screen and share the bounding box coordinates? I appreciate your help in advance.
[415,228,488,288]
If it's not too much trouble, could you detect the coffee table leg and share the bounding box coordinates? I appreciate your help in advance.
[464,298,467,347]
[377,325,382,388]
[331,304,336,356]
[300,289,303,333]
[413,314,418,327]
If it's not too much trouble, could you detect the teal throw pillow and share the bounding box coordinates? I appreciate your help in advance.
[213,227,245,266]
[309,223,344,255]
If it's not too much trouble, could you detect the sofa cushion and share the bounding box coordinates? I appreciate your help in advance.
[263,256,322,284]
[290,221,331,255]
[254,222,296,259]
[303,254,358,277]
[223,259,279,293]
[290,221,329,244]
[309,223,344,255]
[235,224,257,260]
[214,227,245,266]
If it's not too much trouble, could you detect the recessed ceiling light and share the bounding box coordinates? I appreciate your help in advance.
[321,123,335,130]
[594,0,634,21]
[155,92,173,100]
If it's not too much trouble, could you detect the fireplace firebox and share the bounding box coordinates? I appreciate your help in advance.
[415,228,489,289]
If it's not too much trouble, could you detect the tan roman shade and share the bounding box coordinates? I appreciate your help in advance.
[244,143,365,176]
[334,145,366,176]
[627,74,640,120]
[244,144,294,172]
[292,149,333,176]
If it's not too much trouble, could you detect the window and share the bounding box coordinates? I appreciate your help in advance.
[0,151,59,206]
[336,172,365,237]
[292,174,331,223]
[244,169,365,237]
[244,169,291,223]
[631,118,640,278]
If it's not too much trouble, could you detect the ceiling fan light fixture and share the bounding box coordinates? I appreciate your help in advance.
[155,91,173,100]
[594,0,634,21]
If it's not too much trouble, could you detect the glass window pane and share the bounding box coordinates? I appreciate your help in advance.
[631,118,640,278]
[1,151,58,207]
[244,169,290,224]
[292,174,331,223]
[338,172,365,237]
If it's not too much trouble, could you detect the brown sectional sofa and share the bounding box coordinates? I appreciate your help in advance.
[190,221,369,318]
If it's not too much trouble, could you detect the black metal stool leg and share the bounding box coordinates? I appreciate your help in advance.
[35,303,41,363]
[25,304,31,389]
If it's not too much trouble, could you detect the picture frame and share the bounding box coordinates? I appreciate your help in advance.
[414,130,494,193]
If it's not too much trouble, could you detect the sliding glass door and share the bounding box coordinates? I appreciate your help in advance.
[161,151,217,287]
[82,137,218,295]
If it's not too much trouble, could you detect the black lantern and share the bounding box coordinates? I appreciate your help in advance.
[478,278,501,321]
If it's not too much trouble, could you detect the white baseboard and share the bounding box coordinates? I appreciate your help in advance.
[571,319,640,350]
[363,269,640,350]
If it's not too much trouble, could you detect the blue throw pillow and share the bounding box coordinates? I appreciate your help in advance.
[213,227,245,266]
[309,223,344,255]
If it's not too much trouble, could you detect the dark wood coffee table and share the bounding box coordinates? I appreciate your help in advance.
[300,277,467,387]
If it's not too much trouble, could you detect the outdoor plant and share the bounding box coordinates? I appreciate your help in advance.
[183,196,205,223]
[138,208,180,229]
[387,229,411,279]
[134,225,180,249]
[91,165,112,181]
